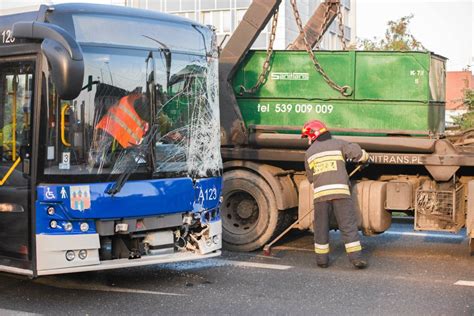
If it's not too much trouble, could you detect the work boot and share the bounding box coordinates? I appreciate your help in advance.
[316,259,329,268]
[351,259,367,269]
[317,263,329,269]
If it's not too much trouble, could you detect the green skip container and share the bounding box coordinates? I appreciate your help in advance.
[232,50,446,136]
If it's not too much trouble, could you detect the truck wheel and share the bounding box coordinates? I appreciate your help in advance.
[221,169,284,252]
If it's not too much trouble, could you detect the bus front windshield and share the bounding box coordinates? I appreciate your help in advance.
[43,44,221,180]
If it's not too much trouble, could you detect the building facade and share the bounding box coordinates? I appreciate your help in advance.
[445,70,473,127]
[0,0,356,50]
[125,0,356,50]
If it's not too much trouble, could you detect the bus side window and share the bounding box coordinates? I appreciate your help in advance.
[0,70,33,164]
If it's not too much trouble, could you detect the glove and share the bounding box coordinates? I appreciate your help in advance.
[358,150,369,164]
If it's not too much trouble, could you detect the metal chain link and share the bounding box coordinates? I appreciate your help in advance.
[336,3,346,50]
[239,8,279,95]
[290,0,352,97]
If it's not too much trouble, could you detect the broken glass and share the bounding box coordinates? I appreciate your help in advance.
[42,20,222,180]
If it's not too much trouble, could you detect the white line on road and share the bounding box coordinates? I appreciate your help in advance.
[35,278,186,296]
[454,280,474,287]
[217,259,293,270]
[254,254,281,260]
[0,309,39,316]
[384,231,465,240]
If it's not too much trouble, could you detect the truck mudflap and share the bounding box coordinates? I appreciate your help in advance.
[467,181,474,255]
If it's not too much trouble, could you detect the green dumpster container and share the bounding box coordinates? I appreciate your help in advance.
[232,50,446,136]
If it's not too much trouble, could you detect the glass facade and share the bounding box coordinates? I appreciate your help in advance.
[129,0,355,50]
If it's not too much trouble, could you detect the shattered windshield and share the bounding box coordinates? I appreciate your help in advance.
[42,27,221,179]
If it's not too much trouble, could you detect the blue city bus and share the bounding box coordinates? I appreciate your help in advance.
[0,3,222,276]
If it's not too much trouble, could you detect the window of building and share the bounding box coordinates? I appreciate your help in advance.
[216,0,230,9]
[252,33,267,49]
[165,0,180,11]
[329,20,336,34]
[212,11,221,29]
[344,26,351,41]
[222,10,231,32]
[201,0,216,10]
[181,0,195,11]
[235,0,251,8]
[147,0,163,11]
[201,11,212,25]
[235,9,246,26]
[200,10,232,34]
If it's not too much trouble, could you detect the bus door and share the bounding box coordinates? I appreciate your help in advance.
[0,57,34,267]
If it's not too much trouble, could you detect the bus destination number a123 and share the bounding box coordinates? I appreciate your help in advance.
[257,103,333,114]
[198,187,218,203]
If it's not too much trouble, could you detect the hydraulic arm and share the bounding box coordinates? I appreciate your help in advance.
[288,0,340,50]
[219,0,282,146]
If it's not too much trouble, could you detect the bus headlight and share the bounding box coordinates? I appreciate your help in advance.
[78,249,87,260]
[47,206,55,216]
[65,250,75,261]
[80,222,89,232]
[64,222,73,232]
[50,220,58,229]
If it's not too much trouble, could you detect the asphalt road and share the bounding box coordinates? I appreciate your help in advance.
[0,221,473,316]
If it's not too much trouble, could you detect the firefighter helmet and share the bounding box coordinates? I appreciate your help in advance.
[301,120,328,142]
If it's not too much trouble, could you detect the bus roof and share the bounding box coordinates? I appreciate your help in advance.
[0,3,212,54]
[0,3,204,34]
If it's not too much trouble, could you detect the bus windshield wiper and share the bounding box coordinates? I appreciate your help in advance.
[106,125,159,196]
[105,156,137,196]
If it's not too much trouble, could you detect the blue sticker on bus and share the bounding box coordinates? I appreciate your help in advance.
[43,187,57,200]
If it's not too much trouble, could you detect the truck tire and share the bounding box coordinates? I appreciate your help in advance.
[221,169,285,252]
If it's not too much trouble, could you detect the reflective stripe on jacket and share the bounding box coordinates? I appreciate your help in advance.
[304,138,363,202]
[96,94,148,148]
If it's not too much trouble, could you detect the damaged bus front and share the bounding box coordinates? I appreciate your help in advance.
[0,3,222,276]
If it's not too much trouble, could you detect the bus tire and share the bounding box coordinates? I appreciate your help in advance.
[221,169,284,252]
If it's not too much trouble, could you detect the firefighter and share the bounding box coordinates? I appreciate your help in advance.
[301,120,369,269]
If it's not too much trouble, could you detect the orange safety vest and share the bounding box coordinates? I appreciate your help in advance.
[96,94,149,148]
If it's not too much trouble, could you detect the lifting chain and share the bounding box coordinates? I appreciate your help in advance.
[239,8,279,95]
[336,2,346,50]
[290,0,352,97]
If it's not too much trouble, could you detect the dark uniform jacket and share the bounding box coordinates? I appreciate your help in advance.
[304,138,366,202]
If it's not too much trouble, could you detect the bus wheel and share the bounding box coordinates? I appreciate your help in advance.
[221,169,283,252]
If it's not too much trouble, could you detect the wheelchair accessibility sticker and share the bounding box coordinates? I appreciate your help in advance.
[70,185,91,211]
[43,187,57,200]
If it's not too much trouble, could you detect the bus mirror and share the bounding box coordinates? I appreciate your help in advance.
[12,21,84,100]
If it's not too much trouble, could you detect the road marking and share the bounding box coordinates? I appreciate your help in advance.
[0,309,39,316]
[35,278,186,296]
[218,259,293,270]
[384,231,465,240]
[454,280,474,287]
[254,254,281,260]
